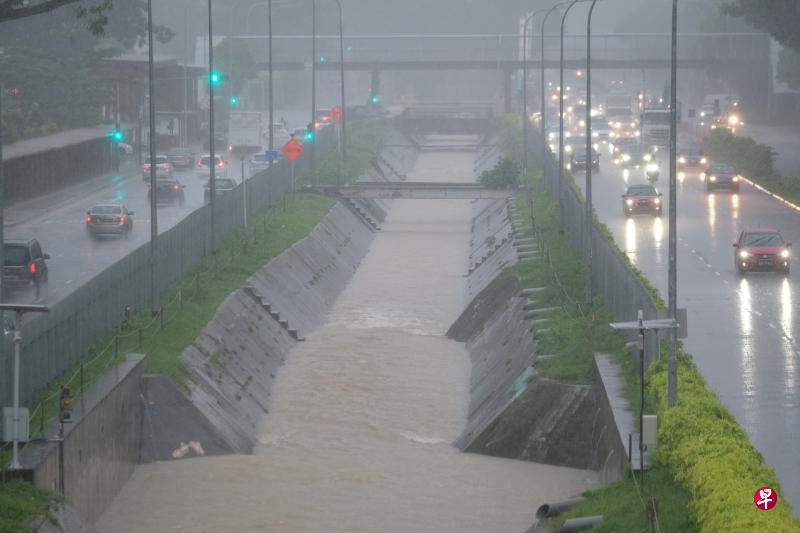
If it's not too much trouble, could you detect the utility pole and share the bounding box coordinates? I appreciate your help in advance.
[336,0,346,163]
[268,0,274,204]
[585,0,599,308]
[558,0,581,235]
[0,85,5,309]
[147,0,160,317]
[668,0,679,406]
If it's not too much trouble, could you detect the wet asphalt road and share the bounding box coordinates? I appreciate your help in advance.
[571,142,800,509]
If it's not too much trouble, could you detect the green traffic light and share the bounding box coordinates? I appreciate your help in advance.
[113,131,124,141]
[230,96,239,105]
[319,55,326,63]
[210,71,221,85]
[371,95,379,104]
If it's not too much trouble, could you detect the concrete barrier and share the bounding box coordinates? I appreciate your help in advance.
[19,354,146,525]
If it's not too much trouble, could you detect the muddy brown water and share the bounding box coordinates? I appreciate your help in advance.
[96,143,600,533]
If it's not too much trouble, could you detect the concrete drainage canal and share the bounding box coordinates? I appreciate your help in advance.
[43,123,610,532]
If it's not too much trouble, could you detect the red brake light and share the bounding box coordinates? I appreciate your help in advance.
[29,262,36,274]
[173,184,180,192]
[86,215,93,223]
[118,216,125,224]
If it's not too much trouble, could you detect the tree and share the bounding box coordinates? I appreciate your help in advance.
[479,158,521,189]
[776,47,800,90]
[723,1,800,51]
[0,0,111,32]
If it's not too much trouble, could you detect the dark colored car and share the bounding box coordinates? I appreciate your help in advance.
[622,184,662,216]
[3,238,49,292]
[734,228,791,274]
[612,137,638,157]
[204,178,237,203]
[570,147,600,172]
[148,178,186,206]
[617,144,660,181]
[166,148,196,169]
[677,146,707,168]
[703,162,740,192]
[86,204,133,238]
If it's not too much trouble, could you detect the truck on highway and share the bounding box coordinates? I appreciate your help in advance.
[605,93,638,137]
[228,111,262,151]
[640,108,671,146]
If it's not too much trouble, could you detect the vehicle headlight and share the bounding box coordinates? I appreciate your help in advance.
[565,145,573,153]
[700,157,707,164]
[626,198,634,206]
[739,250,749,259]
[646,163,660,173]
[709,175,717,182]
[592,131,599,138]
[579,120,586,127]
[622,154,631,162]
[643,154,652,162]
[728,114,740,126]
[630,122,636,128]
[732,176,740,182]
[548,132,555,140]
[678,156,686,164]
[654,198,661,205]
[781,249,790,258]
[634,131,641,137]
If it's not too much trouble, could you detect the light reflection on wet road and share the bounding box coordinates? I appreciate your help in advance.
[573,143,800,509]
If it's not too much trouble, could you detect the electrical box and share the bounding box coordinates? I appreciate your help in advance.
[2,407,30,443]
[642,414,658,468]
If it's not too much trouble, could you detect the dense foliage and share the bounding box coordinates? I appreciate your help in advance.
[705,130,776,178]
[723,0,800,51]
[478,157,520,189]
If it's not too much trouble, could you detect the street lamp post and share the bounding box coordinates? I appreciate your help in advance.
[147,0,160,317]
[335,0,346,163]
[557,0,581,235]
[668,0,679,406]
[310,0,316,181]
[585,0,599,308]
[540,4,562,182]
[4,304,49,471]
[268,0,274,205]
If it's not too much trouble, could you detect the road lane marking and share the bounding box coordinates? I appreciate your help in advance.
[769,323,776,329]
[714,271,720,276]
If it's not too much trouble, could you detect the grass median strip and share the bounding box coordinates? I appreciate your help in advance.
[0,479,61,533]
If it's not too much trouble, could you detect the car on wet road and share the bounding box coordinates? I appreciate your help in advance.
[148,178,186,206]
[569,147,600,172]
[86,204,134,239]
[622,183,662,217]
[734,228,791,274]
[196,154,228,178]
[703,162,740,192]
[677,146,707,168]
[143,155,173,180]
[204,177,238,203]
[166,148,196,169]
[3,238,49,293]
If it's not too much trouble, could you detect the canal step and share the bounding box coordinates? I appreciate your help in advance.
[241,286,305,341]
[343,199,380,231]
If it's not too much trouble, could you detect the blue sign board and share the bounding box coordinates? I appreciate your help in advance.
[265,150,279,162]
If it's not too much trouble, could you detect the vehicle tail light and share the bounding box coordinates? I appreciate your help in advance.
[86,215,93,223]
[118,216,125,224]
[217,161,224,167]
[29,262,36,274]
[173,184,180,192]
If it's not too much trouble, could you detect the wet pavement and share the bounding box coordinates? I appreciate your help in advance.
[571,141,800,510]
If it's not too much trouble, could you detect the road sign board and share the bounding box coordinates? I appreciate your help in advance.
[331,105,342,122]
[281,138,304,161]
[265,150,279,162]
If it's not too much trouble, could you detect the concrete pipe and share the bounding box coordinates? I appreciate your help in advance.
[559,516,603,531]
[535,497,587,519]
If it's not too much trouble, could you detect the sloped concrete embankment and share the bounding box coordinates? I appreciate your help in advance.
[142,137,419,458]
[450,192,622,475]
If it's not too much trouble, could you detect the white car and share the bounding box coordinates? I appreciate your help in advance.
[196,154,228,178]
[249,152,272,174]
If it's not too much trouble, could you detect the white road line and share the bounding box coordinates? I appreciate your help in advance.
[769,323,776,329]
[714,271,720,276]
[65,279,74,285]
[754,310,762,316]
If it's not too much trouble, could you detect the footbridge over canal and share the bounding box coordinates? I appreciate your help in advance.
[303,182,520,200]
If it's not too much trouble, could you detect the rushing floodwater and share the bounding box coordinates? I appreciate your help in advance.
[96,143,599,532]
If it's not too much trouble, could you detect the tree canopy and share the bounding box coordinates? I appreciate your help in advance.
[723,0,800,51]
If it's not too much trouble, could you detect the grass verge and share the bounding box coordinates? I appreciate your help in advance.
[0,480,60,533]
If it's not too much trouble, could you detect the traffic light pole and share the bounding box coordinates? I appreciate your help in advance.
[336,0,346,163]
[268,0,274,205]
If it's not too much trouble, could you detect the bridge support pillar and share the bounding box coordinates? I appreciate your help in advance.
[503,67,513,114]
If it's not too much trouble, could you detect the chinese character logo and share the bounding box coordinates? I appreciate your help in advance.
[754,486,778,510]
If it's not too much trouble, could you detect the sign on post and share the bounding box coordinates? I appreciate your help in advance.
[281,138,304,162]
[331,105,342,123]
[265,150,279,162]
